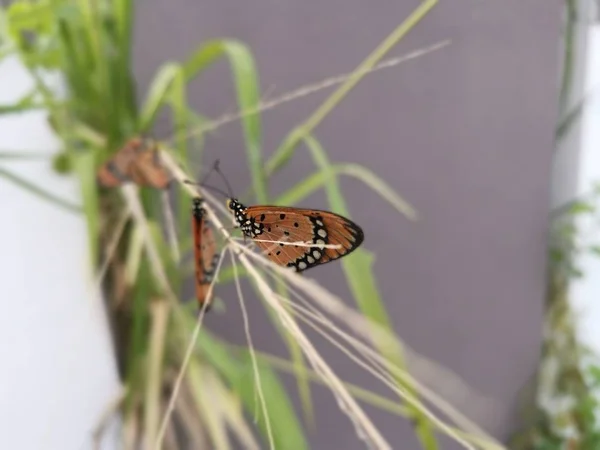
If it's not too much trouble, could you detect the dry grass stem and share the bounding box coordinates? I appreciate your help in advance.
[229,248,275,449]
[121,185,177,299]
[164,40,451,145]
[162,154,393,448]
[154,246,229,449]
[144,300,171,448]
[204,368,262,450]
[161,190,181,262]
[95,208,131,285]
[172,380,209,449]
[277,282,503,448]
[235,238,499,430]
[90,388,127,450]
[274,294,483,450]
[158,152,505,449]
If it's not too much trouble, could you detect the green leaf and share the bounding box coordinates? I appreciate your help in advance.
[0,166,82,213]
[302,134,438,449]
[197,331,308,450]
[183,39,265,202]
[138,63,181,132]
[266,0,439,182]
[275,163,417,220]
[71,149,100,263]
[0,151,51,160]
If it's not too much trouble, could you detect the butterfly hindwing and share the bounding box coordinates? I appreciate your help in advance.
[192,198,219,310]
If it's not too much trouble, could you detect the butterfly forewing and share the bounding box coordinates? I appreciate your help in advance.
[192,198,219,309]
[232,201,364,272]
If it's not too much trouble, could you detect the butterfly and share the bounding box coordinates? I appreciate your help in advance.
[192,197,220,310]
[97,137,172,189]
[226,198,364,272]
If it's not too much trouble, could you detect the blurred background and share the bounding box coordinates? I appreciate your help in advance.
[3,0,600,449]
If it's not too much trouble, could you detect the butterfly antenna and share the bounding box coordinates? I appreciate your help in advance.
[183,179,230,199]
[211,159,235,199]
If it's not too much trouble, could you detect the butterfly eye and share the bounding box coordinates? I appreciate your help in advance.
[226,199,234,210]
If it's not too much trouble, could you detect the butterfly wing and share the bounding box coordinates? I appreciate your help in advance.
[128,147,172,189]
[97,138,143,187]
[244,206,364,272]
[192,199,219,310]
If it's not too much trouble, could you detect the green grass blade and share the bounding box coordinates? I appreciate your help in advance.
[274,279,314,429]
[0,151,51,160]
[72,149,100,264]
[302,134,438,450]
[186,359,232,450]
[335,164,417,219]
[273,170,327,206]
[195,330,308,450]
[245,268,314,429]
[245,347,410,417]
[183,39,265,202]
[275,163,417,221]
[138,63,181,131]
[0,88,44,115]
[221,41,264,202]
[0,166,82,213]
[265,0,439,177]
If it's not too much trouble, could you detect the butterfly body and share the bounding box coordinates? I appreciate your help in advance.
[192,198,220,310]
[226,198,364,272]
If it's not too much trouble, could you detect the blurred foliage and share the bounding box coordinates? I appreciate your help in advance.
[509,1,600,445]
[510,184,600,449]
[0,0,446,449]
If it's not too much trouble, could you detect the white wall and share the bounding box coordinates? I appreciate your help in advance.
[0,56,121,450]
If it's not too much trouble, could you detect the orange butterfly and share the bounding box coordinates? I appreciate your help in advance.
[192,197,220,310]
[226,198,364,272]
[97,137,172,189]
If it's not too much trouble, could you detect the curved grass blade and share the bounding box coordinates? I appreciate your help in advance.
[0,151,52,160]
[183,39,265,202]
[0,166,82,213]
[302,133,438,450]
[138,63,181,132]
[275,163,417,220]
[194,329,308,450]
[265,0,439,178]
[71,149,100,264]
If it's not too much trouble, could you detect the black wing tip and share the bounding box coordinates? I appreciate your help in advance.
[345,220,365,251]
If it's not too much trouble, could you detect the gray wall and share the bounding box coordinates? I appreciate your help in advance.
[134,1,561,448]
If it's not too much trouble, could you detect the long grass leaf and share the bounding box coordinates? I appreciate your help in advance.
[265,0,439,177]
[72,150,100,262]
[196,330,309,450]
[302,134,438,450]
[183,40,265,202]
[0,166,82,213]
[138,63,180,131]
[275,163,417,220]
[0,151,52,159]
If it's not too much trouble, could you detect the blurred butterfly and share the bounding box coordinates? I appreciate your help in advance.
[97,137,172,189]
[225,198,364,272]
[192,197,220,310]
